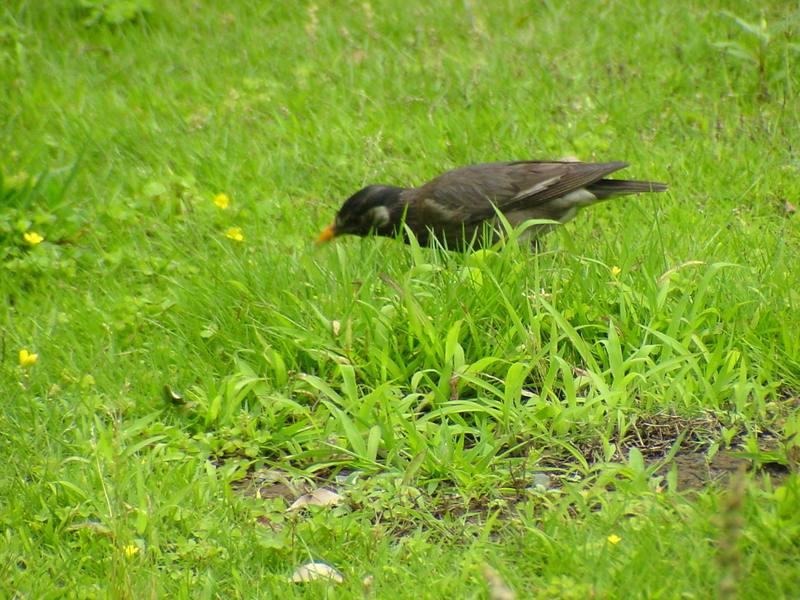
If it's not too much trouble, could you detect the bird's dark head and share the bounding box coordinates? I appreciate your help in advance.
[317,185,406,243]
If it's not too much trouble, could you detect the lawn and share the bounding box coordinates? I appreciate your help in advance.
[2,0,799,597]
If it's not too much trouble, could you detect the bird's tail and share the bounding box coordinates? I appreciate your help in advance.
[588,179,668,200]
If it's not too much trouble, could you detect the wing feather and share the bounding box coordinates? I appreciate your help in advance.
[404,161,629,224]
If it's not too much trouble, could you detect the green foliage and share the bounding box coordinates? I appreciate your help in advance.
[0,164,89,278]
[77,0,153,26]
[713,9,800,99]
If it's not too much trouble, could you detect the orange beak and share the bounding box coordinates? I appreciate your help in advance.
[316,224,337,244]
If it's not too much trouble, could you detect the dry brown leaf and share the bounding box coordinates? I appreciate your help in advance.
[287,488,342,512]
[162,384,185,405]
[289,562,344,584]
[483,565,517,600]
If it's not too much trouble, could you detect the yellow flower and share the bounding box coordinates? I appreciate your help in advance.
[611,266,621,277]
[213,193,230,209]
[225,227,244,242]
[23,231,44,245]
[607,534,622,545]
[123,544,140,557]
[19,349,38,367]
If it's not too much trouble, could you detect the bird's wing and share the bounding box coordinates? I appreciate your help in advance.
[499,161,628,212]
[405,161,629,224]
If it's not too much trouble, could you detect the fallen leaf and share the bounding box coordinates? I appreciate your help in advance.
[287,488,342,512]
[163,384,185,405]
[289,562,344,584]
[65,521,113,536]
[143,180,167,199]
[483,564,516,600]
[233,468,305,500]
[529,472,552,491]
[449,373,460,401]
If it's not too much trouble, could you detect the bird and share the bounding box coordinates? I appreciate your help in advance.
[317,160,667,250]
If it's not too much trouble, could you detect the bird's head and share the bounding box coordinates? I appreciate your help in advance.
[317,185,405,243]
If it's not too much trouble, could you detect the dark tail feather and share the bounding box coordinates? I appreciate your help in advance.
[588,179,668,199]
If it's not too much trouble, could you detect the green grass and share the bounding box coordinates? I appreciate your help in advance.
[2,0,799,597]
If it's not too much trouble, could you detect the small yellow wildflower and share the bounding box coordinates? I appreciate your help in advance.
[607,534,622,545]
[213,193,230,209]
[123,544,140,557]
[19,349,38,367]
[23,231,44,246]
[225,227,244,242]
[611,266,621,277]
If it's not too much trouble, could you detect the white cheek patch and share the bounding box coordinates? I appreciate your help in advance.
[368,205,391,227]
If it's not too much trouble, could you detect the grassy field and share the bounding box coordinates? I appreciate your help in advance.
[2,0,799,597]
